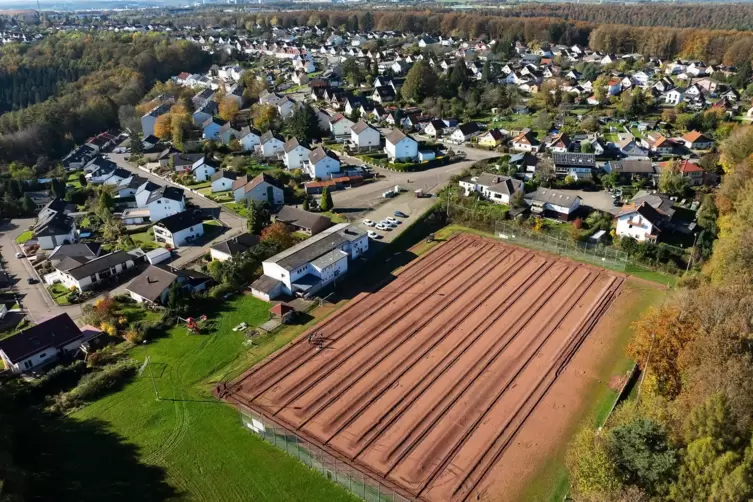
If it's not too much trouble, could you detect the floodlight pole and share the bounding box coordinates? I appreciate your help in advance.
[143,341,160,401]
[636,333,655,401]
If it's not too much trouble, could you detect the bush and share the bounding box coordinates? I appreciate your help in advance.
[33,360,87,397]
[71,360,137,402]
[86,345,125,368]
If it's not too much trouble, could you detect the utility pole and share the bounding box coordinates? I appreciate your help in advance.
[143,341,160,401]
[686,230,701,274]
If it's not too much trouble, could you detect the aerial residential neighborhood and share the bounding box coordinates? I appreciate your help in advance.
[0,4,750,502]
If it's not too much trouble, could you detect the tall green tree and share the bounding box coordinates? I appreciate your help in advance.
[283,104,321,143]
[401,60,438,103]
[319,187,334,212]
[247,200,271,235]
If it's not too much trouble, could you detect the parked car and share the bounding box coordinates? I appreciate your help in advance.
[15,252,23,258]
[394,211,408,218]
[380,220,396,228]
[26,277,37,285]
[362,219,375,227]
[367,230,380,239]
[375,223,390,231]
[385,217,400,225]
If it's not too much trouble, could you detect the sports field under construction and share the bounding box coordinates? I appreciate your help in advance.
[224,233,626,502]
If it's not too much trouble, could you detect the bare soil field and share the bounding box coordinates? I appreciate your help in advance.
[225,234,626,502]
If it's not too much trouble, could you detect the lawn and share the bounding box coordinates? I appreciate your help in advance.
[129,231,158,251]
[223,202,249,218]
[15,231,33,244]
[320,211,348,224]
[48,284,71,306]
[522,279,667,502]
[73,294,357,502]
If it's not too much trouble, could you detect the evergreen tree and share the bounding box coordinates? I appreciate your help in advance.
[78,173,88,187]
[247,201,271,234]
[129,131,143,154]
[302,197,310,211]
[283,104,320,143]
[21,193,35,215]
[320,187,334,212]
[401,61,438,103]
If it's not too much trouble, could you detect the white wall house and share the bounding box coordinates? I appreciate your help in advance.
[615,203,663,242]
[211,170,237,193]
[525,188,582,220]
[459,174,524,205]
[232,173,285,205]
[44,251,135,292]
[384,129,418,162]
[153,212,205,248]
[251,224,368,301]
[305,148,341,179]
[351,121,381,149]
[330,114,354,138]
[239,127,261,151]
[258,132,285,157]
[191,158,218,182]
[0,314,100,374]
[283,139,311,170]
[146,187,185,222]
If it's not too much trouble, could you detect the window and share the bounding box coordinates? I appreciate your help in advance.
[39,353,46,359]
[23,360,32,369]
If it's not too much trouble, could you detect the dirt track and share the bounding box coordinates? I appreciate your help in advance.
[225,234,624,502]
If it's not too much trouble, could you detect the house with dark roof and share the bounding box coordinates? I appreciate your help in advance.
[153,210,205,248]
[210,233,261,261]
[610,159,655,183]
[615,201,666,242]
[47,243,102,265]
[43,250,135,292]
[524,187,582,220]
[552,152,596,180]
[258,131,285,157]
[350,120,381,149]
[306,147,341,179]
[145,186,185,221]
[449,122,481,144]
[211,170,238,193]
[34,211,77,250]
[232,173,284,205]
[459,174,524,205]
[127,265,211,305]
[283,138,312,170]
[275,206,333,236]
[0,313,102,374]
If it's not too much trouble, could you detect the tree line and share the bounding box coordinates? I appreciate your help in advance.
[482,3,753,32]
[564,124,753,501]
[0,32,210,165]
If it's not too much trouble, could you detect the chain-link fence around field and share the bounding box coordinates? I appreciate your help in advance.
[240,411,412,502]
[493,220,629,272]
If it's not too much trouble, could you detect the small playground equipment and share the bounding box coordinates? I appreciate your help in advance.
[179,314,208,334]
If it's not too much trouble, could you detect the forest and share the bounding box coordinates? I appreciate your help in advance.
[482,3,753,32]
[0,32,210,164]
[228,10,753,64]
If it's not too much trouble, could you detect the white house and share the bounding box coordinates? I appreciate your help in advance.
[384,129,418,162]
[350,120,381,149]
[44,250,135,292]
[511,131,541,153]
[135,180,161,208]
[210,233,260,262]
[283,138,311,170]
[191,157,218,182]
[146,186,185,222]
[153,211,205,248]
[239,126,261,151]
[277,96,297,119]
[459,174,524,205]
[665,89,684,106]
[525,187,582,220]
[127,265,210,305]
[449,123,481,144]
[258,131,285,158]
[251,223,368,301]
[232,173,285,205]
[34,212,77,250]
[305,147,341,179]
[615,202,664,242]
[0,314,101,374]
[211,170,237,193]
[329,113,354,138]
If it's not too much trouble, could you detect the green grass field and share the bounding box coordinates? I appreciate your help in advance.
[129,231,158,251]
[73,295,357,502]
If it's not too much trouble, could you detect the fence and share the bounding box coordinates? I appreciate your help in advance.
[493,220,629,272]
[240,410,412,502]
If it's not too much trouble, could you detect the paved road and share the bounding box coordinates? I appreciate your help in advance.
[0,219,87,323]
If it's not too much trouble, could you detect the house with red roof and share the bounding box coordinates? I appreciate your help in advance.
[681,130,714,150]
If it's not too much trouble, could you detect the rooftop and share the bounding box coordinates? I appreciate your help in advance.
[265,223,365,272]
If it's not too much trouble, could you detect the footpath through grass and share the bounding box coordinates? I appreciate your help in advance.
[74,295,357,502]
